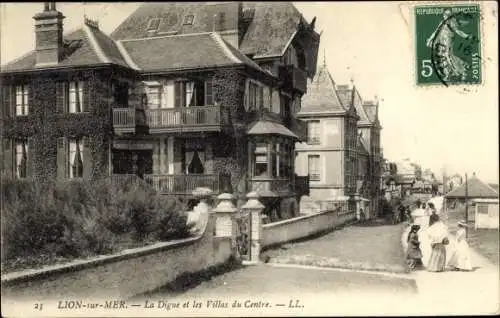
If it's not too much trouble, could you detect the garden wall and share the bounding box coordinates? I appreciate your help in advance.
[1,213,232,300]
[262,209,356,248]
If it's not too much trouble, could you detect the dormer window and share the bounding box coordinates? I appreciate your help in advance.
[183,14,194,25]
[147,18,161,31]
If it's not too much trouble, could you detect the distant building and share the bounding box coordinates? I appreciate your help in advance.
[295,60,383,217]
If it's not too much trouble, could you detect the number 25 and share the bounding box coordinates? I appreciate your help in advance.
[421,60,433,77]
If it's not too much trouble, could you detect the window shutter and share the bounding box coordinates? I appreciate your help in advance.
[82,136,92,180]
[2,138,14,178]
[1,85,12,117]
[152,141,160,174]
[56,82,67,113]
[57,137,67,180]
[259,87,264,110]
[26,137,34,178]
[174,82,182,107]
[81,81,88,112]
[205,80,213,105]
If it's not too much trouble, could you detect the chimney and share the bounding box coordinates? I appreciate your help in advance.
[363,100,378,121]
[33,2,65,66]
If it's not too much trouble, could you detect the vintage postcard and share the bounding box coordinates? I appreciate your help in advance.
[1,1,498,317]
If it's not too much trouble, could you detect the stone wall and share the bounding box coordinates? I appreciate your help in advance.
[261,208,356,248]
[1,212,232,301]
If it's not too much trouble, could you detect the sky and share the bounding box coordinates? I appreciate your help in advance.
[1,2,498,183]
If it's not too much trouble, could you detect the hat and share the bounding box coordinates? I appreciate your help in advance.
[457,220,468,227]
[411,224,421,231]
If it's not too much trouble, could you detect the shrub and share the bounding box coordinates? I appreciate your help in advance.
[1,177,191,272]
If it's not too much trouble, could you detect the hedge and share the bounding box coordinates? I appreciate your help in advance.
[1,177,191,274]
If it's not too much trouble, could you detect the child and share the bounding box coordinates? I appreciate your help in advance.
[448,220,473,271]
[407,225,423,270]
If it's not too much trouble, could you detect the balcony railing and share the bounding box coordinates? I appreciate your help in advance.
[279,65,308,94]
[112,108,146,134]
[250,177,292,195]
[143,173,231,195]
[145,106,230,133]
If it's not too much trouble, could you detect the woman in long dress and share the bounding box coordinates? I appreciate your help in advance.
[448,221,473,271]
[426,9,472,82]
[426,213,449,272]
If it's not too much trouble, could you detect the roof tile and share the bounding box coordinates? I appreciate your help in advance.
[445,176,499,198]
[300,64,346,114]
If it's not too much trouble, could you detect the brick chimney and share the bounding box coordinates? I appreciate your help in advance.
[363,100,378,121]
[33,2,65,66]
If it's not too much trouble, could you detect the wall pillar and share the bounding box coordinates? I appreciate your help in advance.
[159,137,166,174]
[211,193,239,259]
[241,191,265,265]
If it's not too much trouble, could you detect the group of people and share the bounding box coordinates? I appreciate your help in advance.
[406,200,473,272]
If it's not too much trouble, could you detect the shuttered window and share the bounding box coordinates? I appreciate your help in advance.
[146,85,161,109]
[307,121,320,144]
[308,155,320,181]
[247,82,263,111]
[205,79,214,105]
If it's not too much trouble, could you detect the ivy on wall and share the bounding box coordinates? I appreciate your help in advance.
[2,68,119,182]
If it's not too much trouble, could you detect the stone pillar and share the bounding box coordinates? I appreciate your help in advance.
[241,191,265,264]
[211,193,238,257]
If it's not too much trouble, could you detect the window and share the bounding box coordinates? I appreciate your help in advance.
[307,121,320,144]
[145,85,161,109]
[248,81,263,111]
[205,79,214,105]
[15,139,28,178]
[68,81,84,113]
[477,204,488,214]
[69,138,84,179]
[218,12,226,31]
[308,155,320,181]
[253,142,268,177]
[147,18,161,31]
[175,81,205,107]
[114,82,129,108]
[183,14,194,25]
[15,85,29,116]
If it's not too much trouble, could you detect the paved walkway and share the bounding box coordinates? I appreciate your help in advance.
[402,225,499,315]
[262,218,409,273]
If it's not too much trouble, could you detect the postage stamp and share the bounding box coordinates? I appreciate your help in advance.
[414,4,482,86]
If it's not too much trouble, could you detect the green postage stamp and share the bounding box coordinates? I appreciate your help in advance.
[415,4,482,86]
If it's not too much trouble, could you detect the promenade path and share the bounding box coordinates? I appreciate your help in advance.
[262,218,409,273]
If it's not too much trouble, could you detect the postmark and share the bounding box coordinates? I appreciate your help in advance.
[415,4,482,86]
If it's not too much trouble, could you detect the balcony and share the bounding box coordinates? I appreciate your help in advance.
[145,106,230,134]
[143,173,231,195]
[279,65,308,94]
[112,108,147,135]
[250,178,292,196]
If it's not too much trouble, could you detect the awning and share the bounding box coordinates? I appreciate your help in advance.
[247,121,299,139]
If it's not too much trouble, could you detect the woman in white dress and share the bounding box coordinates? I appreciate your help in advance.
[448,221,473,271]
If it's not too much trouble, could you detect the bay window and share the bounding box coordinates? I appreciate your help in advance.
[251,139,293,178]
[253,142,268,177]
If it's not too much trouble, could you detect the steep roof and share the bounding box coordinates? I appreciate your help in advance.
[445,176,499,199]
[110,2,312,59]
[1,24,130,73]
[238,2,306,58]
[299,63,347,114]
[118,32,268,73]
